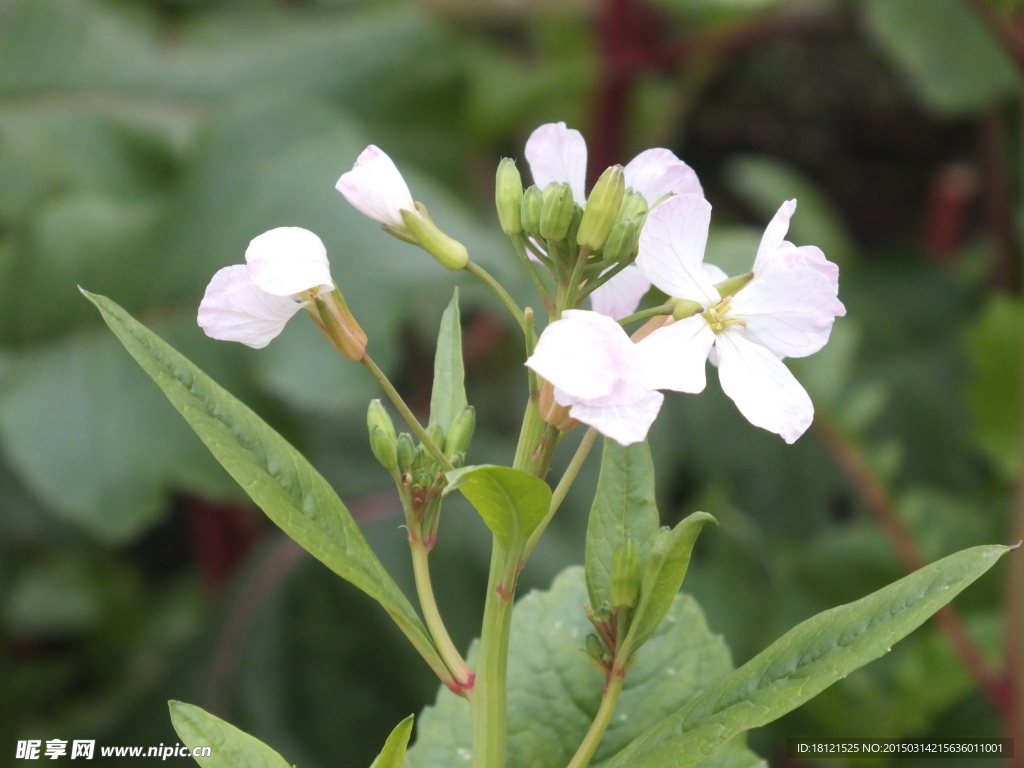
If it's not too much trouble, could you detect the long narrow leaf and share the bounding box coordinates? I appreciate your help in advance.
[607,544,1010,768]
[85,291,445,678]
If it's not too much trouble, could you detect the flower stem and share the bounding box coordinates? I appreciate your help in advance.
[512,234,555,310]
[466,260,531,337]
[361,353,453,473]
[618,303,674,327]
[523,427,599,562]
[410,539,473,690]
[565,672,626,768]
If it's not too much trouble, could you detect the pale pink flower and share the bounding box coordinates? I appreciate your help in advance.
[336,145,415,230]
[198,227,334,349]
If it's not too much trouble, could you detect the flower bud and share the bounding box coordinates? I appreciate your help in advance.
[671,298,704,320]
[413,467,433,489]
[449,451,466,469]
[496,158,523,236]
[714,271,754,299]
[539,182,575,242]
[565,204,584,248]
[400,204,469,271]
[617,189,649,221]
[610,536,642,610]
[367,399,397,443]
[577,165,625,251]
[425,423,446,451]
[521,186,543,236]
[444,406,476,458]
[311,288,367,361]
[600,216,640,264]
[369,426,398,473]
[396,433,416,472]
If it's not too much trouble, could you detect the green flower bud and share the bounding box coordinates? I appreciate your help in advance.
[369,426,398,472]
[521,186,543,236]
[601,216,640,264]
[425,423,446,452]
[618,189,649,221]
[444,406,476,458]
[610,536,642,610]
[578,165,625,250]
[671,298,704,320]
[496,158,524,236]
[396,433,416,472]
[585,633,606,660]
[565,204,584,248]
[539,182,575,242]
[714,271,754,299]
[400,204,469,271]
[413,467,433,489]
[449,451,466,469]
[366,399,397,443]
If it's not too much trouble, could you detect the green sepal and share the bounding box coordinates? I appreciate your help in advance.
[539,182,574,242]
[578,164,625,250]
[496,158,524,236]
[521,185,543,236]
[168,701,291,768]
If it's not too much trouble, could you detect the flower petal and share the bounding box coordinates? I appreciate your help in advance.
[245,227,334,297]
[752,198,796,272]
[702,262,728,285]
[623,148,703,204]
[524,122,588,205]
[526,310,639,400]
[635,314,715,393]
[636,194,719,305]
[731,250,845,358]
[198,265,305,349]
[589,265,651,320]
[336,145,415,229]
[715,328,813,443]
[569,391,664,446]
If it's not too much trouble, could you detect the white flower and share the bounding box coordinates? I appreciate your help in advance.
[635,194,846,443]
[335,145,415,230]
[523,122,704,320]
[198,227,334,349]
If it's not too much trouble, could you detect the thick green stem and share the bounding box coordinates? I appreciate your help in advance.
[361,354,452,473]
[565,672,626,768]
[471,549,515,768]
[411,541,473,691]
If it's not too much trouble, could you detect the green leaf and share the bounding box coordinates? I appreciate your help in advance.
[864,0,1020,116]
[406,567,761,768]
[169,701,292,768]
[621,512,717,659]
[84,291,446,678]
[429,290,467,434]
[370,715,415,768]
[584,439,661,610]
[606,544,1011,768]
[444,465,551,556]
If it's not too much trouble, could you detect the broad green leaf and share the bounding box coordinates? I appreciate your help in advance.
[584,439,661,610]
[621,512,717,659]
[85,292,446,678]
[965,294,1021,482]
[406,567,762,768]
[371,716,415,768]
[606,544,1011,768]
[864,0,1020,116]
[169,701,292,768]
[429,290,467,434]
[444,465,551,555]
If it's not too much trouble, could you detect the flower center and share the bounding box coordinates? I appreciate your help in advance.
[702,298,746,334]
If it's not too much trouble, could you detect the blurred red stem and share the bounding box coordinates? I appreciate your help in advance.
[814,415,1007,714]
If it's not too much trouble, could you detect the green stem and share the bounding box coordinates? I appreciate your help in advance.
[618,303,674,327]
[523,427,599,562]
[512,234,555,310]
[361,354,453,473]
[576,257,631,301]
[471,549,515,768]
[565,672,626,768]
[466,260,530,337]
[561,246,593,312]
[410,540,473,690]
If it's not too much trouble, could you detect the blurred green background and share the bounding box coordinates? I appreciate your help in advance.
[1,0,1021,765]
